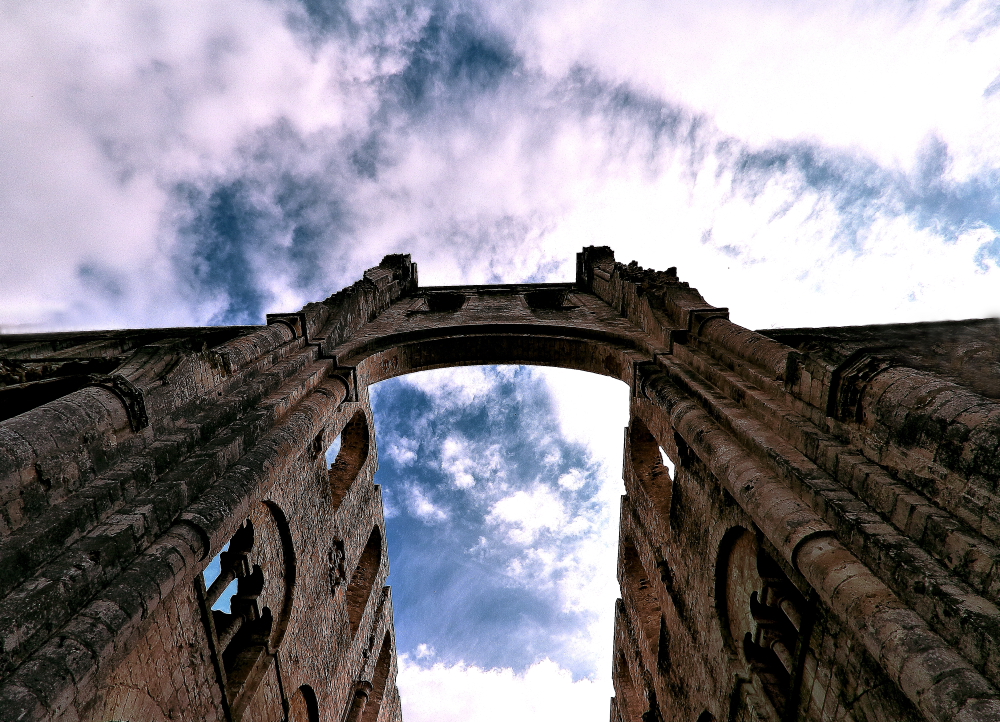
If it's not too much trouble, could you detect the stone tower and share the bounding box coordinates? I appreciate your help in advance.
[0,248,998,722]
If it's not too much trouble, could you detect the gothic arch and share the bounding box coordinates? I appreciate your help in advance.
[320,281,661,396]
[329,410,371,507]
[619,536,661,669]
[360,632,394,722]
[288,685,319,722]
[627,416,673,520]
[347,526,383,640]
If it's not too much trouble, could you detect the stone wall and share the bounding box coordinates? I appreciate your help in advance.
[0,257,414,721]
[2,247,998,722]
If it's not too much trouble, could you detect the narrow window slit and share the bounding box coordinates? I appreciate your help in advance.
[658,447,675,479]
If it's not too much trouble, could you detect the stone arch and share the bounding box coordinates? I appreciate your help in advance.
[716,526,805,718]
[361,632,394,722]
[347,526,383,639]
[329,410,371,507]
[327,283,653,392]
[627,416,673,519]
[288,684,320,722]
[716,526,760,654]
[262,500,296,649]
[200,501,295,716]
[613,647,645,722]
[619,535,661,667]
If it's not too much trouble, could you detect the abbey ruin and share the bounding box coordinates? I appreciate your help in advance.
[1,247,999,721]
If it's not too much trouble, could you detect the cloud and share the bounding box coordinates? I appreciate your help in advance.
[440,435,491,489]
[387,436,419,466]
[493,0,1000,168]
[488,486,569,544]
[396,656,610,722]
[405,482,450,522]
[4,0,1000,334]
[371,366,622,679]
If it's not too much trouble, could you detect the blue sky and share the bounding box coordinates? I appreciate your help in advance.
[369,366,629,720]
[2,0,1000,719]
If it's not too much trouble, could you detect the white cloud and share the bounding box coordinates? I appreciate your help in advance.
[415,643,436,659]
[531,368,630,479]
[493,0,1000,172]
[400,367,517,407]
[388,437,419,466]
[441,435,498,489]
[488,486,569,544]
[557,469,587,491]
[396,656,611,722]
[406,483,450,522]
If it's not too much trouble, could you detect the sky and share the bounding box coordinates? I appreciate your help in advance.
[3,0,1000,720]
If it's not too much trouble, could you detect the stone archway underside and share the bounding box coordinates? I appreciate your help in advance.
[1,247,999,722]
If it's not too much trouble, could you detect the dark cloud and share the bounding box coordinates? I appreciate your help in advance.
[167,1,527,319]
[295,0,356,36]
[170,123,355,324]
[387,8,519,111]
[731,134,1000,253]
[173,179,277,325]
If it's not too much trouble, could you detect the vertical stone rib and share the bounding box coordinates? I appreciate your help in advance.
[642,368,1000,722]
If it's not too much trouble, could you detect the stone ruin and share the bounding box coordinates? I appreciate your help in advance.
[1,247,999,721]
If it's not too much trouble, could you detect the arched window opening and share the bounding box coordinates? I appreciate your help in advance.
[198,505,295,717]
[325,433,343,466]
[204,521,254,614]
[221,605,273,697]
[619,536,661,667]
[360,633,394,722]
[717,527,805,718]
[201,519,275,704]
[657,447,675,479]
[288,685,320,722]
[742,549,806,718]
[627,417,673,518]
[347,526,383,639]
[329,411,370,507]
[613,648,645,722]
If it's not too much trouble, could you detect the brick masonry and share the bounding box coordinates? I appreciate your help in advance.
[0,249,998,721]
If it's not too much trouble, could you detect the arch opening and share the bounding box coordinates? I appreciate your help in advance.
[329,411,371,507]
[619,536,661,666]
[347,525,383,640]
[360,632,395,722]
[627,417,674,520]
[288,685,319,722]
[368,364,630,710]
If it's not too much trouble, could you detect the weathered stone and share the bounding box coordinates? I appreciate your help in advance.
[0,249,998,721]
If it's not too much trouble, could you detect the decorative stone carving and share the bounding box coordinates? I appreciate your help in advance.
[328,540,347,593]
